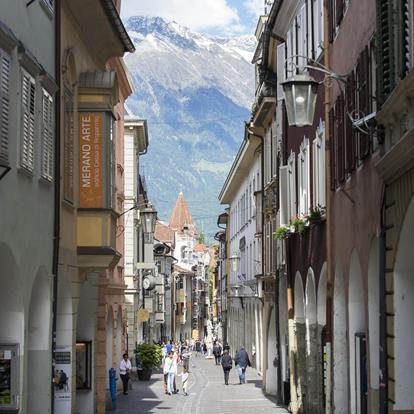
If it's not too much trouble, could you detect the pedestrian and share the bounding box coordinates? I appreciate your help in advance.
[181,346,191,372]
[195,339,201,357]
[166,340,173,353]
[202,342,207,356]
[221,349,233,385]
[235,347,251,384]
[178,367,190,396]
[119,353,132,395]
[213,341,222,365]
[163,351,177,395]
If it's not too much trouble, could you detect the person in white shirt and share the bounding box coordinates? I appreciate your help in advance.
[119,353,132,395]
[163,351,177,395]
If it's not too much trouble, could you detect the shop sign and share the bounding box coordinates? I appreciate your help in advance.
[137,309,149,322]
[79,112,103,208]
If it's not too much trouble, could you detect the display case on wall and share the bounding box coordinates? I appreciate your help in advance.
[0,345,19,411]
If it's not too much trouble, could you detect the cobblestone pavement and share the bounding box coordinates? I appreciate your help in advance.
[107,355,289,413]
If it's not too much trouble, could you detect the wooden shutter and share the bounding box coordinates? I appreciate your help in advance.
[336,0,344,26]
[336,95,345,184]
[329,107,335,190]
[328,0,334,43]
[0,49,10,165]
[345,72,356,173]
[358,48,371,159]
[399,0,410,79]
[20,69,36,172]
[41,89,54,181]
[279,166,289,225]
[376,0,394,105]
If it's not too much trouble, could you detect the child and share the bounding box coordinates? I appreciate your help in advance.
[178,367,189,396]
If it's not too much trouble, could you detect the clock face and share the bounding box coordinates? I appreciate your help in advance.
[143,277,151,290]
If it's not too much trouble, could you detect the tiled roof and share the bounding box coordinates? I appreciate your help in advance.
[169,192,195,233]
[154,221,174,243]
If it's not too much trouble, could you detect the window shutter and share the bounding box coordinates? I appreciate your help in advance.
[328,0,334,43]
[329,107,335,190]
[376,0,394,105]
[41,89,54,181]
[399,0,410,79]
[279,165,289,225]
[336,0,344,26]
[336,95,345,184]
[345,72,356,173]
[0,49,10,165]
[358,48,371,159]
[20,69,36,172]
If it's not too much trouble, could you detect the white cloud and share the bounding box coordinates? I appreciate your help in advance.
[121,0,242,33]
[243,0,265,17]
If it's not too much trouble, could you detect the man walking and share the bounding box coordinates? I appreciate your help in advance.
[163,351,178,395]
[119,353,132,395]
[235,347,251,384]
[213,341,222,365]
[221,349,233,385]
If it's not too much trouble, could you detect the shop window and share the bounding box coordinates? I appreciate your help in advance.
[0,345,19,410]
[76,341,92,390]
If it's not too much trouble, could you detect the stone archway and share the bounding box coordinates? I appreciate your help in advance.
[106,307,114,381]
[333,262,348,414]
[348,250,367,414]
[27,267,52,412]
[305,268,318,413]
[294,272,306,410]
[394,197,414,410]
[279,275,289,404]
[115,306,123,384]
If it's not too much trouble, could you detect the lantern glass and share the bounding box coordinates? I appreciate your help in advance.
[141,206,157,234]
[229,253,240,273]
[282,73,319,127]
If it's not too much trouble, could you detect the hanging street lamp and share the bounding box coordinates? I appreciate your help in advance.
[281,72,319,127]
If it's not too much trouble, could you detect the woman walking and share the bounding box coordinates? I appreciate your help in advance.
[163,351,177,395]
[221,349,233,385]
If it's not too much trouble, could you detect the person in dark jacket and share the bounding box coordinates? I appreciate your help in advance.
[235,347,251,384]
[213,341,222,365]
[221,349,233,385]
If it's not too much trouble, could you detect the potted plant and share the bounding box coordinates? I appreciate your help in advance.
[273,226,291,240]
[308,205,326,225]
[291,216,307,235]
[135,343,162,381]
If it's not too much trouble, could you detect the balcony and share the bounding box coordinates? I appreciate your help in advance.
[77,208,121,269]
[252,78,277,127]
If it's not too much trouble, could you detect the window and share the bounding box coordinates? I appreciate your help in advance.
[41,89,54,181]
[20,69,36,172]
[313,121,326,208]
[110,119,116,209]
[298,138,310,216]
[76,341,92,389]
[0,49,10,166]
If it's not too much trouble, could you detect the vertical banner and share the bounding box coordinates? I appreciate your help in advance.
[54,346,72,414]
[79,112,104,207]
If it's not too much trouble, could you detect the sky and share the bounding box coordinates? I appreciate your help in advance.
[120,0,266,36]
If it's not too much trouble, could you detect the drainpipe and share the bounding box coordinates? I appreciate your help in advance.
[323,0,333,411]
[51,0,61,411]
[379,193,388,414]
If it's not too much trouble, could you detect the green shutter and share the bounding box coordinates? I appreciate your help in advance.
[376,0,395,105]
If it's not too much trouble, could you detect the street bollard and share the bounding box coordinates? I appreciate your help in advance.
[109,368,117,409]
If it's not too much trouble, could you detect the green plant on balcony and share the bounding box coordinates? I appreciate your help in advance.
[273,225,291,240]
[291,216,307,235]
[307,205,326,225]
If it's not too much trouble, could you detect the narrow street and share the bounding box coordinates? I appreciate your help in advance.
[108,357,288,414]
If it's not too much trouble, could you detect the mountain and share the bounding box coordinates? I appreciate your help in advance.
[123,16,256,240]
